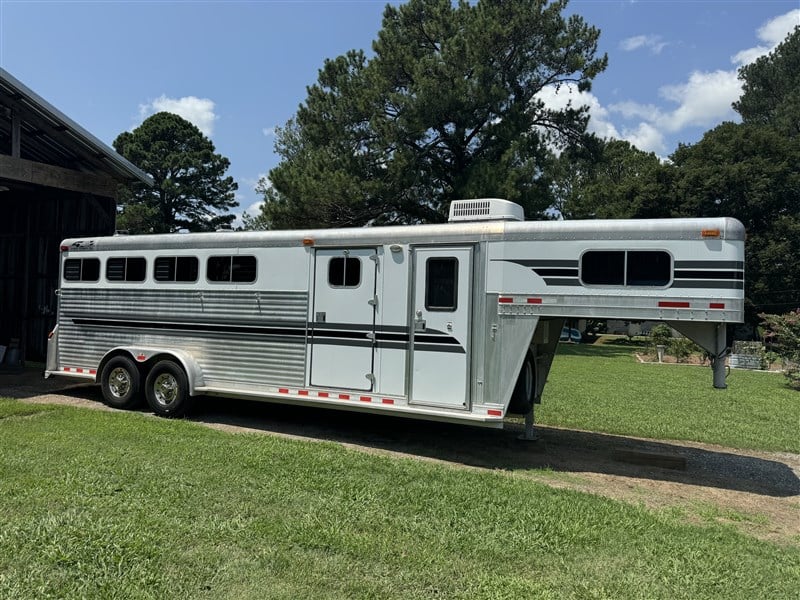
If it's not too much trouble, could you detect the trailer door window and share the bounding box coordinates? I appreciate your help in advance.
[581,250,671,287]
[106,257,146,282]
[328,257,361,288]
[63,258,100,282]
[207,256,257,283]
[155,256,199,282]
[425,257,458,311]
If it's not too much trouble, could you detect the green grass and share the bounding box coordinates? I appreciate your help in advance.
[0,399,798,599]
[539,343,800,453]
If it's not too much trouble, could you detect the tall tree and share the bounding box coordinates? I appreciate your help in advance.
[733,26,800,136]
[113,112,238,233]
[251,0,606,230]
[551,138,671,220]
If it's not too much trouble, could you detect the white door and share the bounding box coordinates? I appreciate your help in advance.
[310,248,377,391]
[409,246,472,408]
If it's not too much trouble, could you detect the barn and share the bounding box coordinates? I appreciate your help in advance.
[0,68,151,365]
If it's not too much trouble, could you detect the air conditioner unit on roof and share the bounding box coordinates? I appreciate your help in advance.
[448,198,525,223]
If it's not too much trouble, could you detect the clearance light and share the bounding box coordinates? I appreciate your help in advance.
[701,229,721,238]
[60,245,69,252]
[302,238,314,246]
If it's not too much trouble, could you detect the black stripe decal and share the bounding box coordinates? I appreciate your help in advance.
[674,270,744,280]
[543,278,583,286]
[532,268,579,277]
[73,318,305,338]
[674,260,744,269]
[671,280,744,289]
[71,318,464,350]
[493,259,578,268]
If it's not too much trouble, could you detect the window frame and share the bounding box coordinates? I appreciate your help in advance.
[206,255,258,284]
[579,249,673,289]
[105,256,147,283]
[63,257,101,282]
[424,256,459,312]
[153,256,200,283]
[327,256,363,289]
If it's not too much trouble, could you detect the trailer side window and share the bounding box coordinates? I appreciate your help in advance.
[581,251,624,285]
[581,250,671,287]
[426,257,458,311]
[106,257,146,282]
[155,256,199,282]
[207,255,257,283]
[328,257,361,288]
[63,258,100,282]
[627,251,671,286]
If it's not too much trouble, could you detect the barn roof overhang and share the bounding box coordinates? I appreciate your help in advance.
[0,68,153,189]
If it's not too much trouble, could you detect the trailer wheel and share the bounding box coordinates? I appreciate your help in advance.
[508,351,535,414]
[100,355,142,409]
[145,360,192,418]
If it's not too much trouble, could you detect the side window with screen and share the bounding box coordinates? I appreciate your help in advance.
[155,256,199,282]
[106,257,146,282]
[328,257,361,288]
[63,258,100,282]
[581,250,671,287]
[207,256,257,283]
[425,257,458,311]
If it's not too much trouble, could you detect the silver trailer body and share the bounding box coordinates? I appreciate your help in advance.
[45,200,745,426]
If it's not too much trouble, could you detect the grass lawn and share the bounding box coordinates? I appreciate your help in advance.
[1,399,799,599]
[539,342,800,453]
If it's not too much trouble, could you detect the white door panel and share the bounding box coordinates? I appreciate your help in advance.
[311,248,377,391]
[409,246,472,408]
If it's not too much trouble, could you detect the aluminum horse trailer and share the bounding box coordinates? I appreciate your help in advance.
[45,199,745,436]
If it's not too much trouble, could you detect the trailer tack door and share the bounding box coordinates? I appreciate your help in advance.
[409,246,472,408]
[310,248,377,391]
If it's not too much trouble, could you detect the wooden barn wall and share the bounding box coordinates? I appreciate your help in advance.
[0,188,115,362]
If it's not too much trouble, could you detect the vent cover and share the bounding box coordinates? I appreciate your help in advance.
[448,198,525,222]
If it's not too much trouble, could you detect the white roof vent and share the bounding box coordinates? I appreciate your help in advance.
[448,198,525,222]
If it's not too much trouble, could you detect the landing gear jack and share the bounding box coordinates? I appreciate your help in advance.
[518,403,541,442]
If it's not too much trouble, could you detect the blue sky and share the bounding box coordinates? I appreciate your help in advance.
[1,0,798,223]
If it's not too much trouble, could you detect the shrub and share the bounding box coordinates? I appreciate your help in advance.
[650,324,673,348]
[759,310,800,390]
[669,338,697,363]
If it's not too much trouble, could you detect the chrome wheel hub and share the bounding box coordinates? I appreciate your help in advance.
[153,373,178,407]
[108,367,131,398]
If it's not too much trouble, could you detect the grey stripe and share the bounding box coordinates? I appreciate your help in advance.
[674,260,744,270]
[672,280,744,289]
[543,278,583,286]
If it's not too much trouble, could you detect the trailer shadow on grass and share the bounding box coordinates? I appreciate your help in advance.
[3,367,796,500]
[186,395,799,499]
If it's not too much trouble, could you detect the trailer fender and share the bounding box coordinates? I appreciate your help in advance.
[99,347,205,395]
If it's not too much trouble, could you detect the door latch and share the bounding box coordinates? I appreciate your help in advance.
[414,309,426,332]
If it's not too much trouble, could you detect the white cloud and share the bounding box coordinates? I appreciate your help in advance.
[536,84,621,140]
[732,9,799,65]
[656,69,741,131]
[139,95,217,136]
[620,122,666,155]
[262,126,277,137]
[620,34,668,54]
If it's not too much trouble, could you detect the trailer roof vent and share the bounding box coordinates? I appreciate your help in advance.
[448,198,525,223]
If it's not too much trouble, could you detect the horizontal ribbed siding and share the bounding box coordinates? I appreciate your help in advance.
[58,288,308,386]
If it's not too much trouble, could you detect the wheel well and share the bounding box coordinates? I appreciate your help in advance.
[97,350,144,380]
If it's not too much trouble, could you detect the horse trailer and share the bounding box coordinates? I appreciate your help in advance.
[45,199,745,435]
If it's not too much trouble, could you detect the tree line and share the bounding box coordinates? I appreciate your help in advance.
[113,0,799,324]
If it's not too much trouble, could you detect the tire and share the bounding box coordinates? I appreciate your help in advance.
[100,355,142,409]
[508,351,535,414]
[145,360,192,418]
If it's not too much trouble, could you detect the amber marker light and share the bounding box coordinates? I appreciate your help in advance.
[701,229,721,238]
[302,238,314,246]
